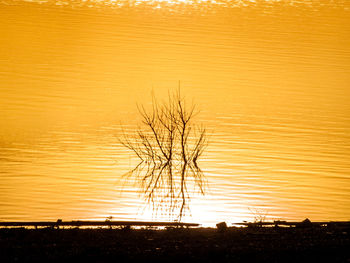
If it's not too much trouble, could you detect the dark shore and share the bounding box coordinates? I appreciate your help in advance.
[1,225,349,263]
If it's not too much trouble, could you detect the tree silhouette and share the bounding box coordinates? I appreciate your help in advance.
[121,91,207,221]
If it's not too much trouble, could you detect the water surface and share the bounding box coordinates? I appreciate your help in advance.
[0,0,349,225]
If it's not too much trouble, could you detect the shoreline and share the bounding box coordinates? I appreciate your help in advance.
[1,222,349,262]
[1,219,350,233]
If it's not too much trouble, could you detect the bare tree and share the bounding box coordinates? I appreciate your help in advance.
[120,91,207,221]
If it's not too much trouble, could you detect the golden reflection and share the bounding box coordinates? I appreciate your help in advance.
[0,0,349,224]
[5,0,329,8]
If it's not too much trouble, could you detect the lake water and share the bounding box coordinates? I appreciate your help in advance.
[0,0,349,226]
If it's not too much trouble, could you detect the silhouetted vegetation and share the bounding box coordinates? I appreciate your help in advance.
[120,91,207,221]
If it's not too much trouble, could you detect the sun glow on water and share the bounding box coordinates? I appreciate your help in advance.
[18,0,221,7]
[6,0,331,9]
[1,0,349,226]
